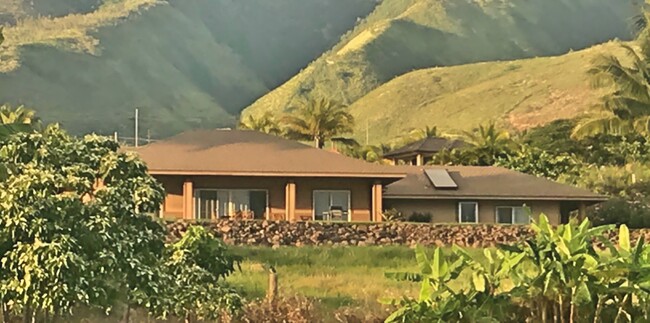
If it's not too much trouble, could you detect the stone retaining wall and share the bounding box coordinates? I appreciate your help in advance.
[166,220,650,248]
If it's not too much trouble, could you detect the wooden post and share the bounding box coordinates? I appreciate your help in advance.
[416,154,424,166]
[285,181,296,221]
[578,201,587,221]
[183,179,194,220]
[267,266,278,302]
[372,182,383,222]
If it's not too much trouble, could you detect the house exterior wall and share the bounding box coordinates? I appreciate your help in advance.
[384,199,562,225]
[155,175,377,222]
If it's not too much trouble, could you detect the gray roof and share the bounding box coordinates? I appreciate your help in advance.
[384,137,465,158]
[131,129,405,179]
[385,166,607,201]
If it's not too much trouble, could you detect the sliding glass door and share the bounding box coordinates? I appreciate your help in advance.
[313,190,351,221]
[194,189,267,219]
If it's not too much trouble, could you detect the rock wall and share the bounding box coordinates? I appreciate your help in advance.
[167,220,650,248]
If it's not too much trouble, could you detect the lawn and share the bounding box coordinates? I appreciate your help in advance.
[227,245,485,315]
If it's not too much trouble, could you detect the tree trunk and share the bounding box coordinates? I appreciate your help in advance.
[122,303,130,323]
[184,313,191,323]
[1,302,9,323]
[558,294,564,323]
[23,305,32,323]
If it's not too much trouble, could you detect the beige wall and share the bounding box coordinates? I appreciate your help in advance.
[385,199,562,225]
[155,175,377,222]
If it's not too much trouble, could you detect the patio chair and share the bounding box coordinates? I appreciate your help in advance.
[329,206,345,221]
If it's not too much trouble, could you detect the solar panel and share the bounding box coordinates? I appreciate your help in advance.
[425,169,458,189]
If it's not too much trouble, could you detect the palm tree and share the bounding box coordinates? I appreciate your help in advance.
[391,125,444,149]
[632,1,649,36]
[280,98,355,149]
[456,123,514,166]
[408,125,439,141]
[571,37,650,139]
[238,112,281,135]
[0,105,40,138]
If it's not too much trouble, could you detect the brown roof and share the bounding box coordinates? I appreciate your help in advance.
[384,137,465,158]
[131,129,405,178]
[384,166,606,201]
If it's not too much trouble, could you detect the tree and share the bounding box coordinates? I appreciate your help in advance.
[0,125,166,321]
[495,145,580,180]
[572,37,650,139]
[161,226,242,322]
[341,144,391,163]
[281,98,354,149]
[448,123,514,166]
[238,112,281,135]
[0,105,40,138]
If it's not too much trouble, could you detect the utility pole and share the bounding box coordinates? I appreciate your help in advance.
[134,108,139,147]
[366,120,369,146]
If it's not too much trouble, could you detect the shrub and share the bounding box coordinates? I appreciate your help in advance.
[382,208,404,222]
[406,212,433,223]
[589,197,650,228]
[221,296,319,323]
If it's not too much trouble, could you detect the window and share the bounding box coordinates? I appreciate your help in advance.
[496,206,531,224]
[458,202,478,223]
[313,190,351,221]
[194,189,267,219]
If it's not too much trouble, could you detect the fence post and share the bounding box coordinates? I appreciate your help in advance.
[267,266,277,302]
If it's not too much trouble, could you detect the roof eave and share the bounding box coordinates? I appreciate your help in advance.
[149,170,406,179]
[383,195,608,202]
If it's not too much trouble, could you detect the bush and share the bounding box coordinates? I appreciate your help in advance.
[406,212,433,223]
[588,197,650,228]
[382,208,404,222]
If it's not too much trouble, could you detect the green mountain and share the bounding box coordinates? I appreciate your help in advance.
[243,0,638,134]
[349,42,627,144]
[0,0,377,136]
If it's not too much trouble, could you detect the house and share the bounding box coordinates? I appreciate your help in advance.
[384,166,606,225]
[133,129,404,222]
[383,137,465,166]
[133,129,606,225]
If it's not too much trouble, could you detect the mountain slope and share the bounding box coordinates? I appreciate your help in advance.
[348,42,628,144]
[0,0,377,136]
[244,0,637,119]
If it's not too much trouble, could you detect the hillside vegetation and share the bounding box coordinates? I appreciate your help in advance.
[350,42,628,143]
[0,0,377,136]
[244,0,637,132]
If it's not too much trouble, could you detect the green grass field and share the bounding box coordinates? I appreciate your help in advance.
[227,245,486,315]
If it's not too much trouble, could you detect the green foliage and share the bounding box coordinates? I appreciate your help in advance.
[161,225,242,321]
[589,197,650,229]
[0,104,40,138]
[406,212,433,223]
[238,111,281,135]
[495,145,580,180]
[573,36,650,139]
[0,124,166,319]
[385,215,650,322]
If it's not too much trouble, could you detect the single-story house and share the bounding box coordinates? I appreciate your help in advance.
[383,166,607,225]
[133,129,404,222]
[384,137,465,166]
[133,129,606,225]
